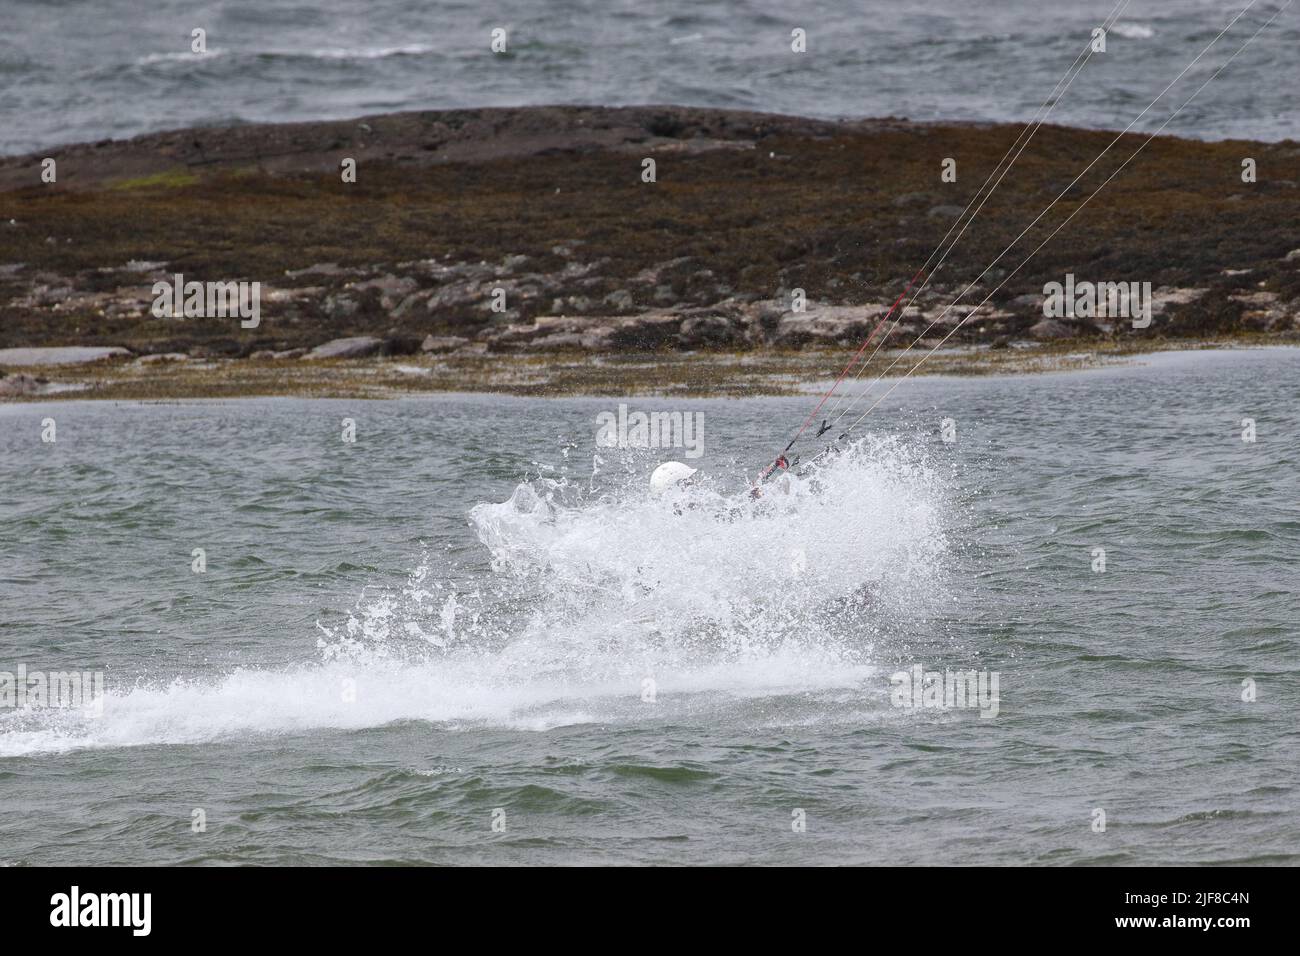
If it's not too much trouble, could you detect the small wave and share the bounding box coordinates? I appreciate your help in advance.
[135,50,230,66]
[134,44,436,69]
[282,44,439,61]
[1111,23,1155,39]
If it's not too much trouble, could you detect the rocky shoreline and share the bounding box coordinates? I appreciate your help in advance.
[2,105,1298,399]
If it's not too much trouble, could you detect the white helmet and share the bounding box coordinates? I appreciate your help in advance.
[649,461,698,495]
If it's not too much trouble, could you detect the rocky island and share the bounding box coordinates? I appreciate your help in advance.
[1,105,1297,400]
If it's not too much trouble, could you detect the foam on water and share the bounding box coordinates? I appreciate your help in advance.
[1,436,952,756]
[1110,22,1156,39]
[134,44,440,68]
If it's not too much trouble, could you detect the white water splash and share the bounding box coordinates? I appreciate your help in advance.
[1,436,952,756]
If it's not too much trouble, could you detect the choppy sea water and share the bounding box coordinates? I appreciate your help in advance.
[1,347,1297,865]
[2,0,1297,155]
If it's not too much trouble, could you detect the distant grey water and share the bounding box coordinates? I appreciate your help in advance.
[2,0,1298,156]
[1,347,1297,865]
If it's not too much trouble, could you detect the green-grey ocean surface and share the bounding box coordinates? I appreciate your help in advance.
[1,347,1297,866]
[6,0,1299,155]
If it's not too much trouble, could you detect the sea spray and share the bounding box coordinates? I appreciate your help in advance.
[1,434,954,756]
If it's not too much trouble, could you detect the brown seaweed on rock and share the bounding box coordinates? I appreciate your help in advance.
[0,105,1296,362]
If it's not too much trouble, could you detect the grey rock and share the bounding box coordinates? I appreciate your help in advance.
[421,335,469,353]
[428,260,498,283]
[486,323,542,347]
[426,281,485,312]
[0,346,132,367]
[481,311,687,352]
[323,293,359,320]
[1028,318,1073,340]
[1230,291,1280,308]
[928,204,965,219]
[284,262,355,278]
[352,274,418,309]
[303,336,383,359]
[550,240,583,258]
[560,260,603,280]
[633,257,693,286]
[390,292,422,318]
[485,316,595,351]
[525,332,587,350]
[123,259,167,273]
[1150,287,1208,315]
[603,289,635,311]
[679,314,743,348]
[1231,290,1290,332]
[771,304,876,348]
